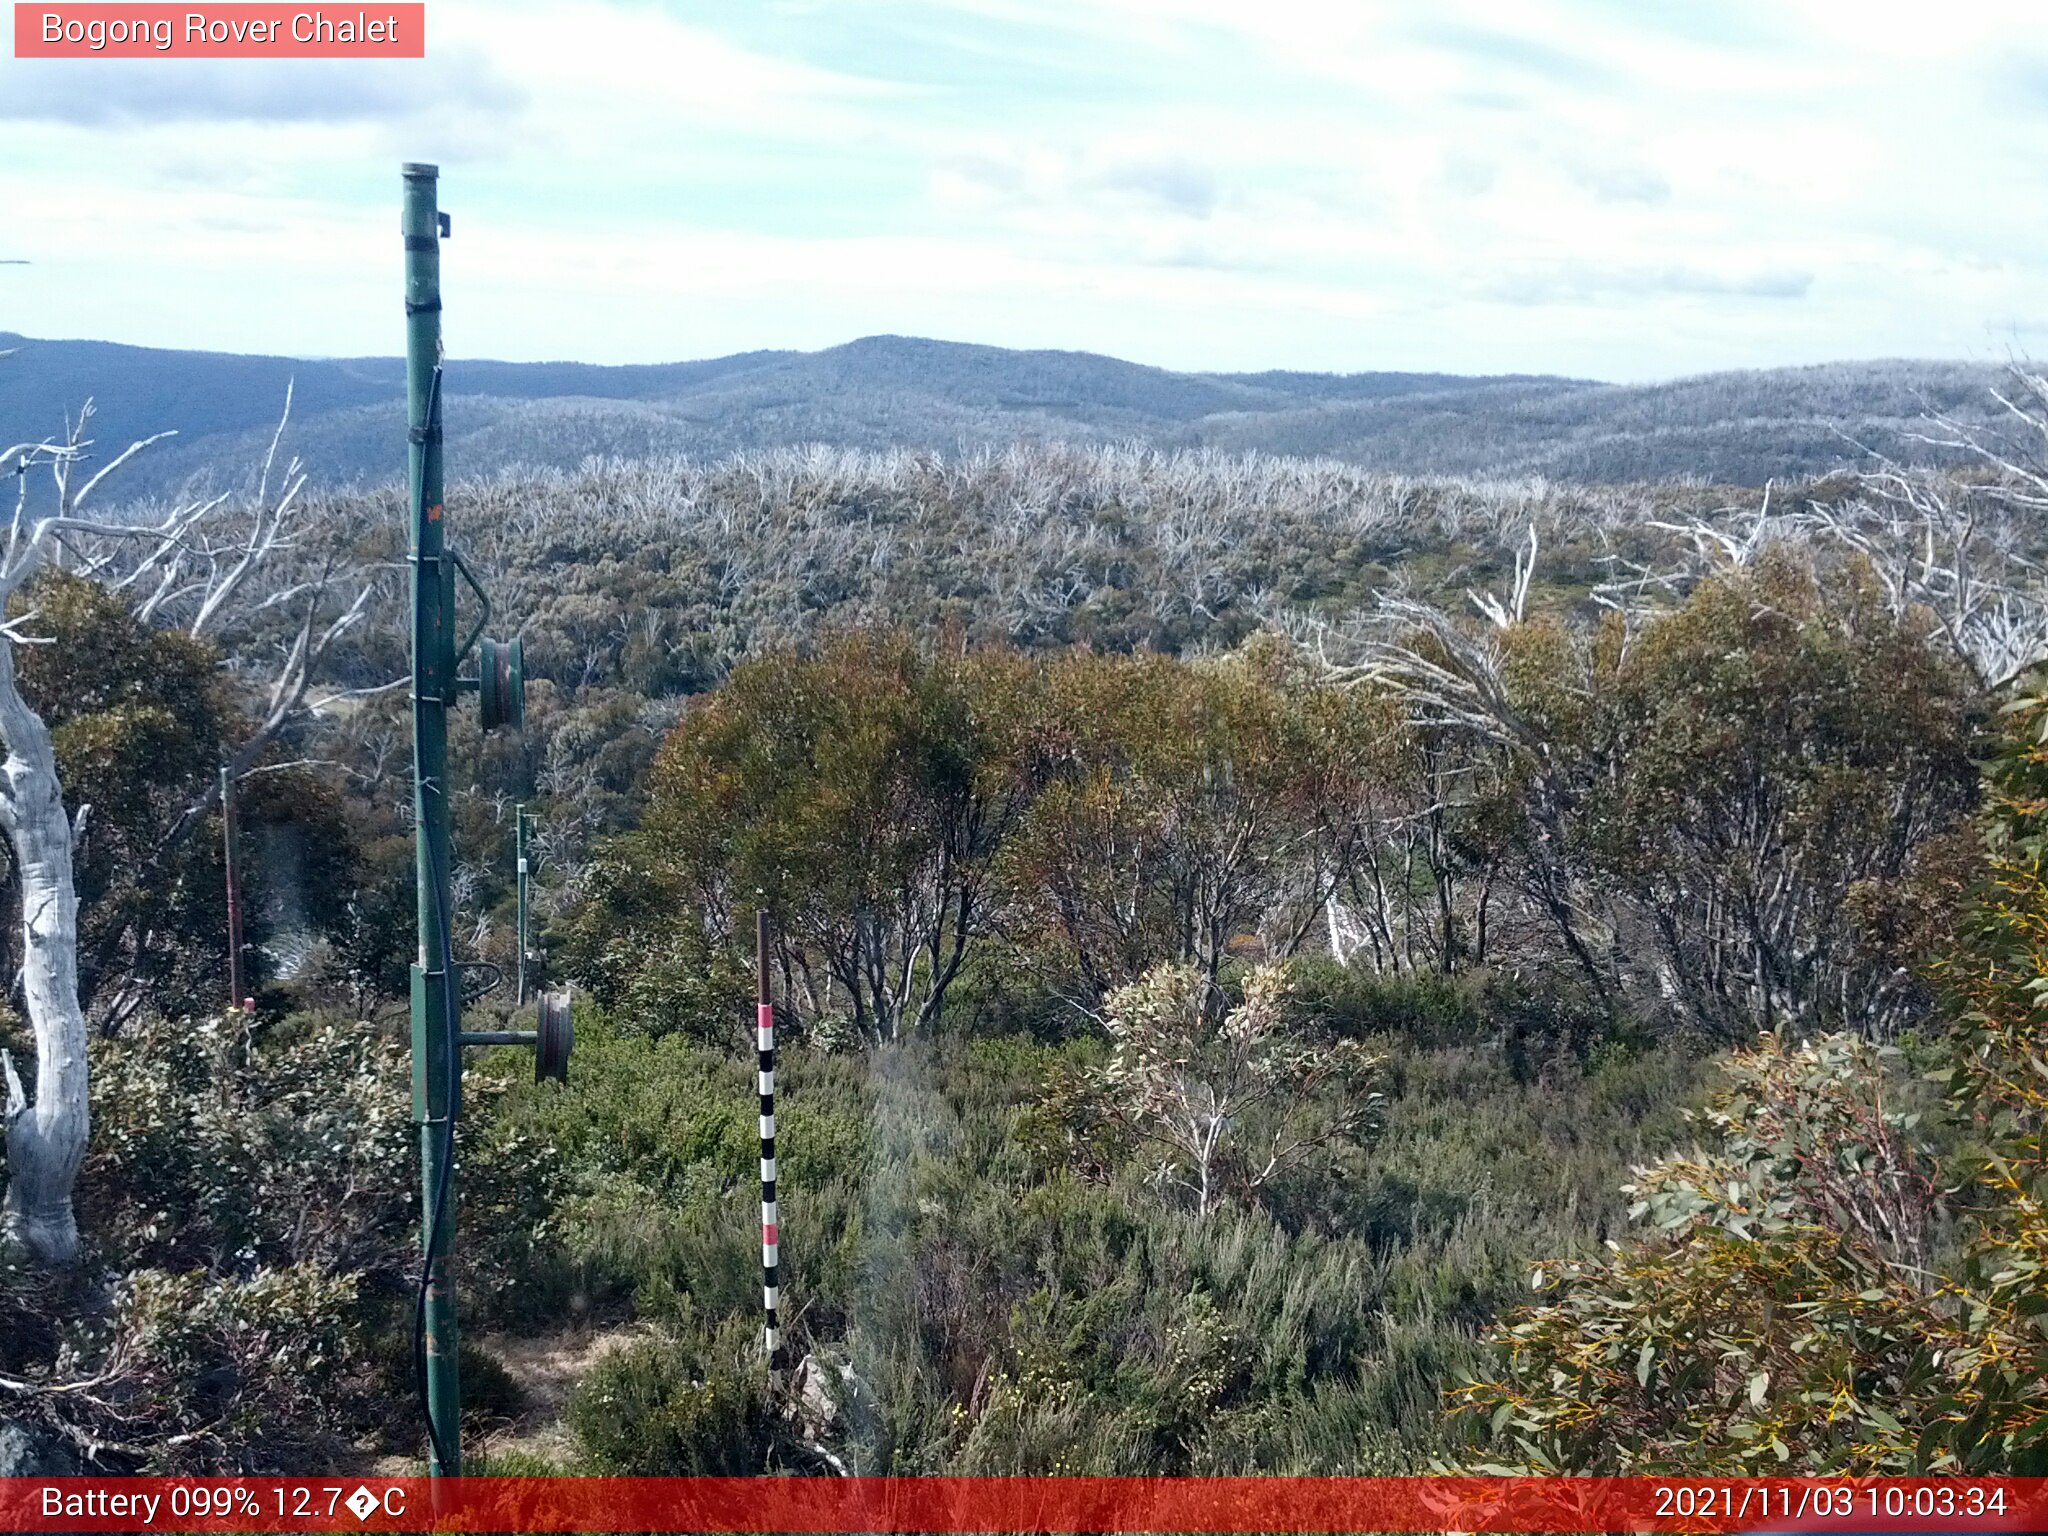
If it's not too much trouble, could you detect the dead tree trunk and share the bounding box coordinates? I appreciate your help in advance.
[0,636,87,1264]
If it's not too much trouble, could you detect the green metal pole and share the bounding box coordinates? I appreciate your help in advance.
[403,160,461,1478]
[515,805,529,1008]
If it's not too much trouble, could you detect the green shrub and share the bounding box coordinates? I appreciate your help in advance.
[1292,961,1487,1045]
[1449,682,2048,1474]
[567,1320,778,1474]
[1,1263,366,1473]
[0,1006,569,1471]
[479,986,1704,1475]
[472,1447,570,1475]
[1294,961,1624,1080]
[458,1341,527,1431]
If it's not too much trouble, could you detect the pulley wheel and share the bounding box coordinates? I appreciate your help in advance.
[479,636,525,733]
[536,990,573,1083]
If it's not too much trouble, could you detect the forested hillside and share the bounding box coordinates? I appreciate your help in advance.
[6,375,2048,1476]
[0,330,2017,499]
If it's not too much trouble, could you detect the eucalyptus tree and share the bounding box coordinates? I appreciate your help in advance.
[1310,542,1983,1040]
[578,631,1045,1044]
[2,397,378,1263]
[1455,685,2048,1474]
[998,645,1390,1008]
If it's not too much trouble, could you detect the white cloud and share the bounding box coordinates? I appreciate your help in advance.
[3,0,2043,379]
[0,44,524,127]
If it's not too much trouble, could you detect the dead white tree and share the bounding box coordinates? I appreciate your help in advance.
[1094,961,1383,1217]
[1303,591,1619,1002]
[2,394,381,1261]
[1,430,216,1262]
[1607,477,2048,692]
[1592,373,2048,690]
[1816,470,2048,691]
[1468,523,1537,630]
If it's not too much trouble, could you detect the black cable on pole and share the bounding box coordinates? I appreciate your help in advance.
[412,831,459,1473]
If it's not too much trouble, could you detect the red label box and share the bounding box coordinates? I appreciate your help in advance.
[1,1477,2046,1534]
[14,3,425,57]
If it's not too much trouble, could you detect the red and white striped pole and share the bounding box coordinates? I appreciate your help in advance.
[757,910,781,1387]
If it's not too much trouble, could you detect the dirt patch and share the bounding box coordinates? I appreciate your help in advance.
[471,1326,643,1469]
[343,1325,643,1474]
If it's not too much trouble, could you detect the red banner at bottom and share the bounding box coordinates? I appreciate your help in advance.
[2,1476,2045,1534]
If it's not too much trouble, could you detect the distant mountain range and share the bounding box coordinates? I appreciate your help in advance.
[0,331,2018,500]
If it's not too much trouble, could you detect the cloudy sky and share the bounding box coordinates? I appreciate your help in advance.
[3,0,2043,379]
